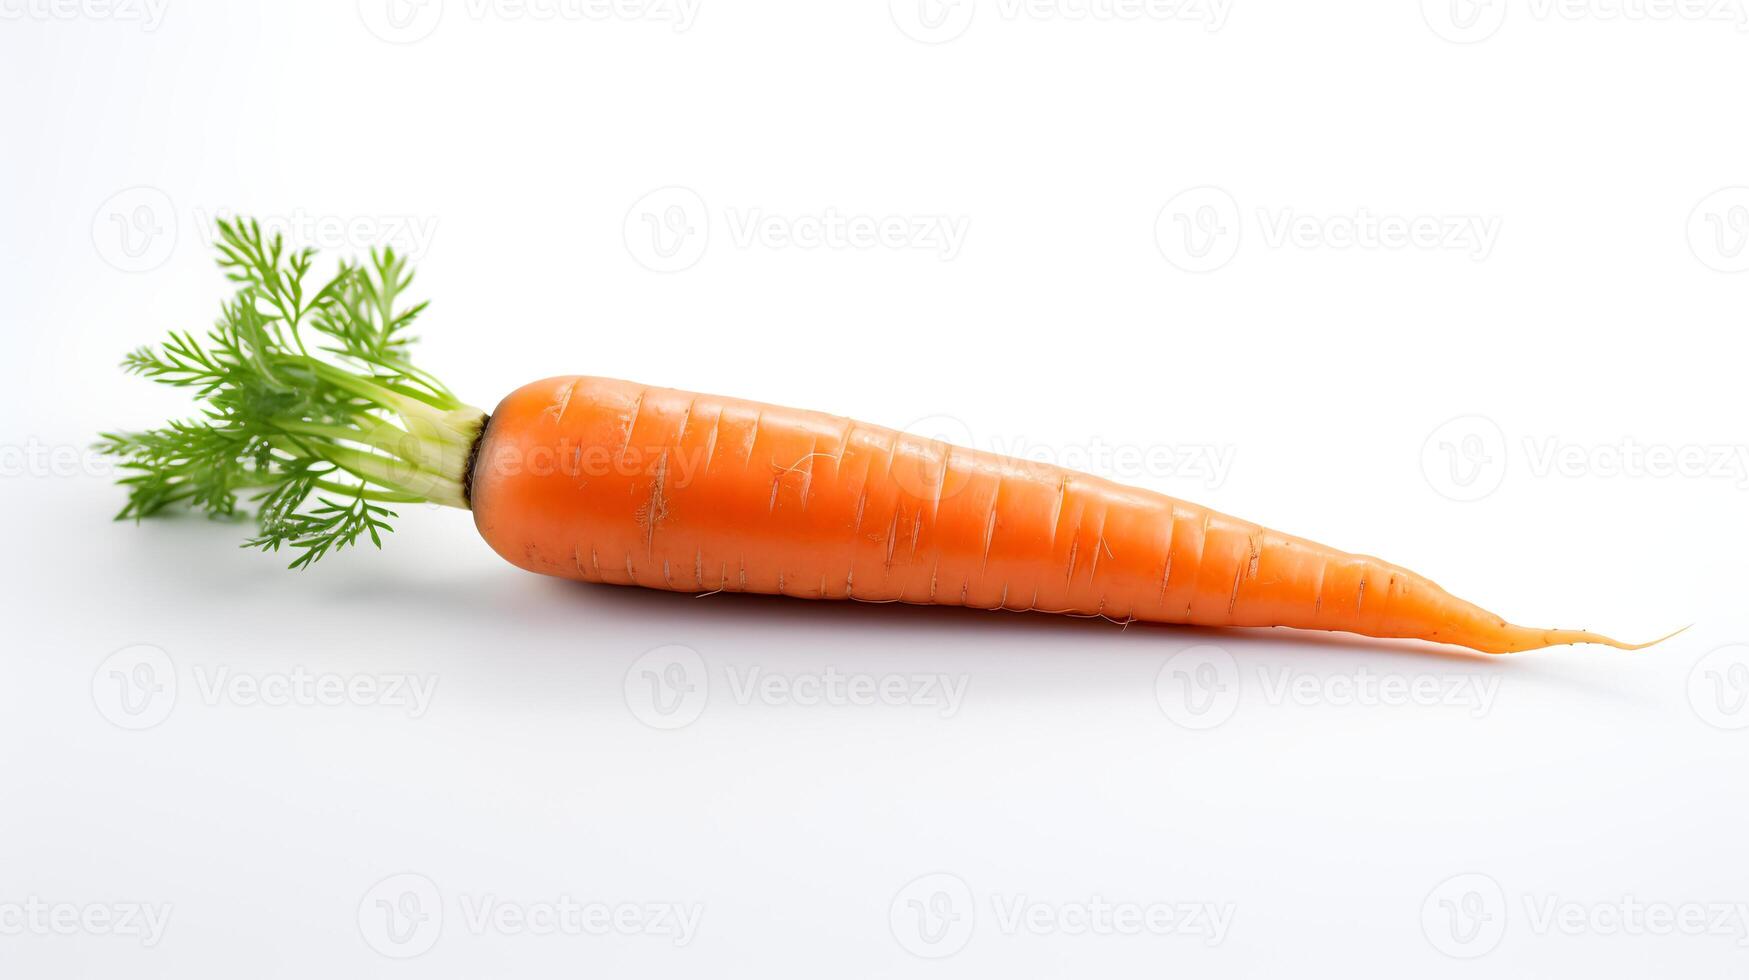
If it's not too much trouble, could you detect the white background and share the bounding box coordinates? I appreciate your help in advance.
[4,1,1749,976]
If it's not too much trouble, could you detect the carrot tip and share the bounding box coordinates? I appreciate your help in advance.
[1548,623,1690,652]
[1617,623,1692,651]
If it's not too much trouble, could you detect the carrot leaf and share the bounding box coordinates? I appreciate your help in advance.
[101,217,485,568]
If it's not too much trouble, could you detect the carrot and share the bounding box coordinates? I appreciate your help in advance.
[105,219,1667,654]
[470,376,1665,654]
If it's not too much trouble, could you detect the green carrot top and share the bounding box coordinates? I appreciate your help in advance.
[99,218,483,568]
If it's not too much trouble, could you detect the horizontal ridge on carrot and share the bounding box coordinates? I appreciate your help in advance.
[103,219,1665,655]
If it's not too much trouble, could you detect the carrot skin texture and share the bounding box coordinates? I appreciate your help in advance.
[470,377,1632,654]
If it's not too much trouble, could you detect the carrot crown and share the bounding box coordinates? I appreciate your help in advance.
[98,218,485,568]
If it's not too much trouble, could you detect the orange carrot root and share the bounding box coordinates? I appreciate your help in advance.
[468,377,1670,656]
[1484,624,1689,655]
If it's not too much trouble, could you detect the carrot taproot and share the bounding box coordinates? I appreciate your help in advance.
[106,219,1668,654]
[469,376,1660,654]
